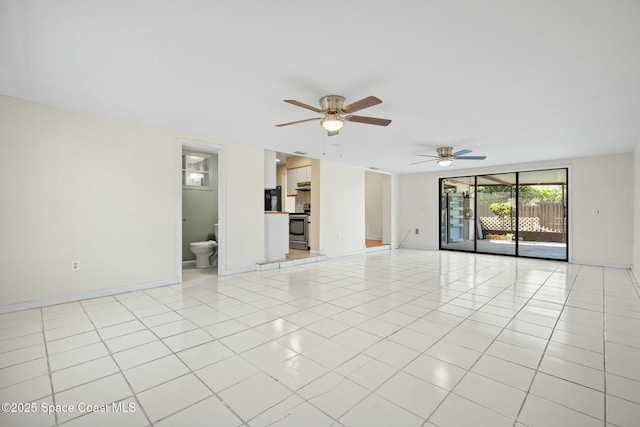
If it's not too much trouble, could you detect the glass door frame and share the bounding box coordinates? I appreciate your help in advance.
[439,168,568,261]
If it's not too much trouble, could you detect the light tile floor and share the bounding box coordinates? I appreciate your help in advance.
[1,249,640,426]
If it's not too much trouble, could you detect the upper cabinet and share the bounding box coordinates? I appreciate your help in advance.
[286,165,312,196]
[300,166,311,183]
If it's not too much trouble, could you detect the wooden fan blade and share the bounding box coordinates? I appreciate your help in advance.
[347,115,392,126]
[457,156,487,160]
[453,149,472,157]
[342,96,382,113]
[275,117,320,127]
[415,154,440,158]
[409,159,438,165]
[283,99,322,113]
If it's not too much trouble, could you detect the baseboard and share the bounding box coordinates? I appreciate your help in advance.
[570,259,632,269]
[365,245,391,253]
[0,278,179,314]
[220,265,258,276]
[630,268,640,296]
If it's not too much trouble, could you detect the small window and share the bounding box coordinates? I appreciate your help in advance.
[182,154,210,188]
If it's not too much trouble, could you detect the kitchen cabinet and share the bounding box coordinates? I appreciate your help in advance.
[286,168,298,196]
[300,165,311,183]
[286,165,311,196]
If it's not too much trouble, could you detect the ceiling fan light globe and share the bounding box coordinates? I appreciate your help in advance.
[438,159,453,167]
[321,115,344,132]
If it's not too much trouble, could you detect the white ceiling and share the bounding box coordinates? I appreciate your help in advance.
[2,1,639,174]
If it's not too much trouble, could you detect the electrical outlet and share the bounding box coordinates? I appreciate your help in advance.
[415,228,420,234]
[592,209,601,215]
[71,260,80,271]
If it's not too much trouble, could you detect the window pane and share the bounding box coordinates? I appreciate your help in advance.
[183,154,209,187]
[477,173,516,256]
[440,176,475,252]
[518,169,567,260]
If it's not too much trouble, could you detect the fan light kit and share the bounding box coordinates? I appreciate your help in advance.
[321,114,344,132]
[411,146,487,167]
[276,95,391,136]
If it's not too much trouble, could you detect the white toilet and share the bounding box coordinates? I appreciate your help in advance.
[189,224,219,269]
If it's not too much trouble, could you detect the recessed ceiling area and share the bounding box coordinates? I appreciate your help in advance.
[1,1,639,174]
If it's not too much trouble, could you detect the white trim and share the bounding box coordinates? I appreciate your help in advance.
[177,138,226,279]
[0,278,178,314]
[221,265,259,275]
[324,248,368,259]
[570,259,632,270]
[630,268,640,296]
[365,245,392,253]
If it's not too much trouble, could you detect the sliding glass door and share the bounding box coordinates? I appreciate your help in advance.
[439,168,568,261]
[440,177,475,252]
[517,170,567,260]
[476,173,517,256]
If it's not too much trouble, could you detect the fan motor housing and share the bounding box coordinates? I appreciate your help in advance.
[437,146,454,157]
[319,95,346,112]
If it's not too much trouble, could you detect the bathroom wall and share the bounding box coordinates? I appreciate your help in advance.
[182,152,218,261]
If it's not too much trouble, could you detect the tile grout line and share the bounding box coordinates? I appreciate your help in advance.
[62,300,154,427]
[111,287,252,427]
[512,264,608,425]
[602,267,608,426]
[4,251,638,427]
[291,257,555,426]
[40,307,59,427]
[511,266,580,423]
[415,261,569,426]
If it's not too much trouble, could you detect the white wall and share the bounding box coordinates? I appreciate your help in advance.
[398,153,634,267]
[318,161,365,255]
[634,142,640,280]
[398,172,440,249]
[0,96,264,308]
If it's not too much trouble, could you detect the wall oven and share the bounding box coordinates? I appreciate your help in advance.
[289,213,309,250]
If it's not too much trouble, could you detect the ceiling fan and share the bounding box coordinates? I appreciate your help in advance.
[411,147,487,167]
[275,95,392,136]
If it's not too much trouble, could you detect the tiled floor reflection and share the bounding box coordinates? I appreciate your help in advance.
[1,249,639,426]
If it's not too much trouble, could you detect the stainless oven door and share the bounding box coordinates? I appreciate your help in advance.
[289,215,308,250]
[289,217,306,241]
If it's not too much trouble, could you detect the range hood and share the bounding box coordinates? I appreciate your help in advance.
[295,181,311,191]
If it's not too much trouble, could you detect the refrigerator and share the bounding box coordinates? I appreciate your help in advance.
[264,186,282,212]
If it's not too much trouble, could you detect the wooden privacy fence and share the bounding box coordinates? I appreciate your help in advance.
[476,202,565,231]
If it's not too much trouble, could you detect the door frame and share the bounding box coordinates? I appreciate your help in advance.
[177,138,226,281]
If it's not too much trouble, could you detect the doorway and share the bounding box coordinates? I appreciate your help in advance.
[440,168,568,261]
[365,170,392,248]
[181,151,218,262]
[178,139,225,281]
